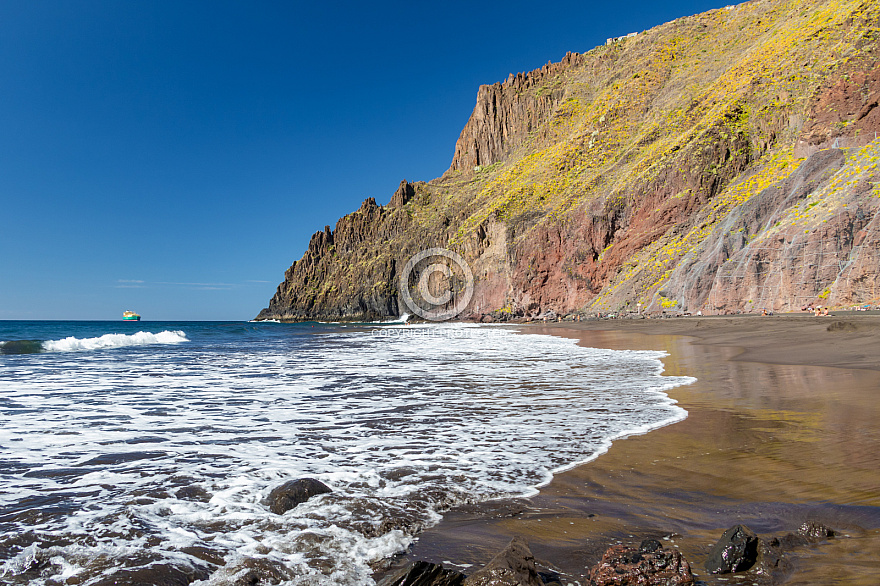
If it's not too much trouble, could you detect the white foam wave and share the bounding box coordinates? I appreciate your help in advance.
[380,313,410,324]
[41,330,188,352]
[0,323,694,585]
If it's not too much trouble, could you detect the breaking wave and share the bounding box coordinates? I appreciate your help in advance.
[381,313,410,324]
[0,323,693,584]
[39,330,188,353]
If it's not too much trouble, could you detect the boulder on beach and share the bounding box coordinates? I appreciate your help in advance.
[265,478,332,515]
[705,524,760,574]
[463,536,543,586]
[377,561,466,586]
[588,539,695,585]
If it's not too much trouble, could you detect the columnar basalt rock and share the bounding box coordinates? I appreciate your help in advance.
[450,52,586,173]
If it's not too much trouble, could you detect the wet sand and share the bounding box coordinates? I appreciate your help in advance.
[392,315,880,585]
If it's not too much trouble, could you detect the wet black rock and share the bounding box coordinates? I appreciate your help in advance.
[91,563,211,585]
[463,536,543,586]
[769,532,812,550]
[226,557,294,586]
[265,478,332,515]
[178,545,225,566]
[766,521,835,550]
[759,522,837,578]
[588,540,695,585]
[705,524,760,574]
[797,521,835,540]
[377,561,466,586]
[175,485,212,503]
[537,569,563,585]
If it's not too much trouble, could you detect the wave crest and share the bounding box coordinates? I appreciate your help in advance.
[41,330,189,353]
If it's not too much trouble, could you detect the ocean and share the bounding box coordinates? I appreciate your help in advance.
[0,320,694,585]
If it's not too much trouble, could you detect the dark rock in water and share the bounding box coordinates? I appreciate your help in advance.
[175,485,212,503]
[797,521,835,540]
[92,563,211,585]
[705,524,760,574]
[463,536,543,586]
[759,522,836,579]
[178,545,225,566]
[225,557,294,586]
[766,521,835,550]
[377,560,466,586]
[588,541,695,585]
[265,478,332,515]
[770,532,811,550]
[760,535,797,579]
[537,569,563,585]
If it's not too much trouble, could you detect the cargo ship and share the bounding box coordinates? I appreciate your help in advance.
[122,311,141,321]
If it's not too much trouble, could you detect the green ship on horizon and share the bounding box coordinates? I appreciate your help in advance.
[122,311,141,321]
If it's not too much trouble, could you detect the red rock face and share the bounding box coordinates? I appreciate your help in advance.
[796,59,880,157]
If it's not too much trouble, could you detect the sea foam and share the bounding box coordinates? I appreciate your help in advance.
[0,323,694,585]
[41,330,188,352]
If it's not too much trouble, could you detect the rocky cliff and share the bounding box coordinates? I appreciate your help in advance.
[257,0,880,322]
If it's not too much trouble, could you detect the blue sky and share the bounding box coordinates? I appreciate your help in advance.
[0,1,726,320]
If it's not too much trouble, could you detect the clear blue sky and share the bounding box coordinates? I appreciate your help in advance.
[0,1,726,320]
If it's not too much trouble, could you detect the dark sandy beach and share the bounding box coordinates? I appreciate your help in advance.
[386,314,880,585]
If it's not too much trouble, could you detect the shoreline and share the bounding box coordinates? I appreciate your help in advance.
[382,315,880,585]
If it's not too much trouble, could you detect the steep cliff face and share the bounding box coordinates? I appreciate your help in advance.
[449,52,586,173]
[258,0,880,322]
[260,192,419,321]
